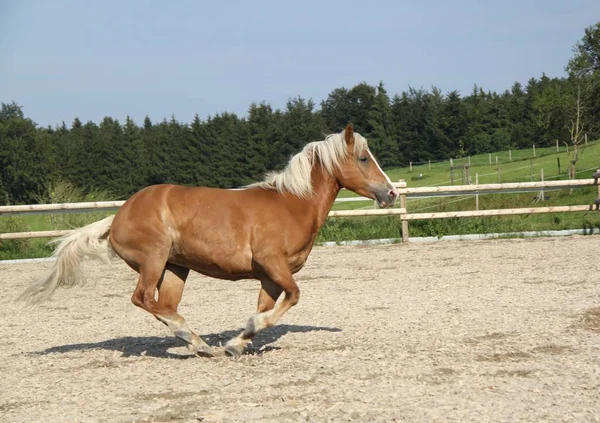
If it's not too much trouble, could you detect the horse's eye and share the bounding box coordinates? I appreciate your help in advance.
[359,157,368,163]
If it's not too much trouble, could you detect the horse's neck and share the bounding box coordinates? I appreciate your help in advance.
[301,165,341,232]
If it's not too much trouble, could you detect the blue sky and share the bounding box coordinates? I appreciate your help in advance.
[1,0,599,127]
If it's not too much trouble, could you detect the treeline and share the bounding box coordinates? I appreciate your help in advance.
[1,23,598,205]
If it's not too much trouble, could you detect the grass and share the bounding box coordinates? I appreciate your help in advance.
[334,141,600,205]
[320,141,600,243]
[0,211,114,260]
[2,142,599,259]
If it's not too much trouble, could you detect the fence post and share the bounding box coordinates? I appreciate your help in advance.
[556,139,559,152]
[475,173,479,211]
[533,144,536,157]
[539,168,545,201]
[489,153,492,165]
[530,159,534,181]
[509,149,512,162]
[428,160,431,171]
[595,169,600,200]
[557,157,561,176]
[569,164,575,195]
[409,161,412,172]
[399,179,409,243]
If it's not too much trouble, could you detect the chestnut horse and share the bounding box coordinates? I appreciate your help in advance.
[18,123,398,357]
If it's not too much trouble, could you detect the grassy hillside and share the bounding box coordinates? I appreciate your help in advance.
[333,141,600,208]
[320,141,600,243]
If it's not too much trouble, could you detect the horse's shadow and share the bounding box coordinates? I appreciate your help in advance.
[32,324,342,359]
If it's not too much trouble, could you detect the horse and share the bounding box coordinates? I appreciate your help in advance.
[18,123,399,358]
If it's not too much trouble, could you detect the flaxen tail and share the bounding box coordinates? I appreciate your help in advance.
[17,215,116,307]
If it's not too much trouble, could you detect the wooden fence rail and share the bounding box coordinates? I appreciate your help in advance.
[1,172,599,242]
[401,205,596,221]
[395,172,600,242]
[0,201,124,216]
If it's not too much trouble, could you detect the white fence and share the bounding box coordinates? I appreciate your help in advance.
[1,170,599,242]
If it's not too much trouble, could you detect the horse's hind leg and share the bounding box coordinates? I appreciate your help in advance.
[133,263,214,357]
[225,256,298,357]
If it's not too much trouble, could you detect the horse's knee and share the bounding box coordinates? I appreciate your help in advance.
[287,288,300,307]
[131,291,144,308]
[131,290,155,311]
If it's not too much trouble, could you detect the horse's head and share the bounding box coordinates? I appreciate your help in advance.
[334,123,399,208]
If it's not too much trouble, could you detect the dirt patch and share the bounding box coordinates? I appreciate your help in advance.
[434,367,458,376]
[476,351,533,362]
[2,236,600,422]
[135,390,209,401]
[574,307,600,332]
[492,369,535,378]
[465,331,511,344]
[531,344,573,355]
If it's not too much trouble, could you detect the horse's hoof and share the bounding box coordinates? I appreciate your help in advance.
[175,329,194,345]
[224,344,243,359]
[195,346,215,358]
[184,339,214,357]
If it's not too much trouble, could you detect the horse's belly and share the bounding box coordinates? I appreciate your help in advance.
[170,242,254,280]
[189,265,254,281]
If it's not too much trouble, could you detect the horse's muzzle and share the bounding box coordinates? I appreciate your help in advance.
[374,185,399,208]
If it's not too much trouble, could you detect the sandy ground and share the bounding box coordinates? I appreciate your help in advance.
[1,236,600,422]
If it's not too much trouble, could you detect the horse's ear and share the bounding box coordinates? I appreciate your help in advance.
[344,123,354,146]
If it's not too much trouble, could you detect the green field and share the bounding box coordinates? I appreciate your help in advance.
[334,141,600,207]
[322,141,600,242]
[1,142,599,259]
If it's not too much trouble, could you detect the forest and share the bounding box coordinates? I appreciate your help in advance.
[1,22,599,205]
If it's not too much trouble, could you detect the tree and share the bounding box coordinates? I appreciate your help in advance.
[567,22,600,79]
[0,103,54,203]
[0,101,24,121]
[391,88,429,163]
[246,102,275,180]
[368,82,396,167]
[567,83,588,179]
[565,21,600,177]
[422,87,450,158]
[440,90,466,158]
[277,96,324,168]
[120,116,149,196]
[321,82,377,134]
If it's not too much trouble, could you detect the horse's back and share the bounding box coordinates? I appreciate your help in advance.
[109,183,314,277]
[109,184,258,275]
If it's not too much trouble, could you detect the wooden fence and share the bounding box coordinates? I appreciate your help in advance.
[1,170,599,242]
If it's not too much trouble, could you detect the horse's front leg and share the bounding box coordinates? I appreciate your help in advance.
[225,256,298,357]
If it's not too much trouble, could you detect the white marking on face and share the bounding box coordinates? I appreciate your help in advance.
[367,150,393,185]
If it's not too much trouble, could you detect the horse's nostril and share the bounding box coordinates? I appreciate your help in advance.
[389,189,399,198]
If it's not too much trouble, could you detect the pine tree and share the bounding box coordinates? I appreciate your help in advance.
[368,82,396,167]
[120,116,149,196]
[246,102,274,181]
[0,103,54,203]
[321,82,377,134]
[440,90,466,158]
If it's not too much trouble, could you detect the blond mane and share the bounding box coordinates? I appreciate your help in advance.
[247,130,368,198]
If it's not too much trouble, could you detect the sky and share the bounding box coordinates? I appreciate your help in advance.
[1,0,599,127]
